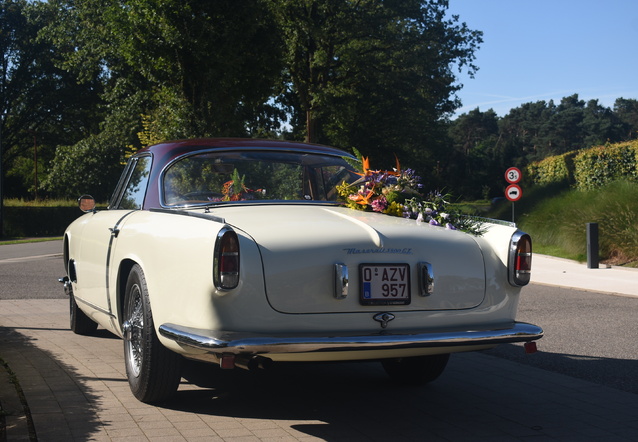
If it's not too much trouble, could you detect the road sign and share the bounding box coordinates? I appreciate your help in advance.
[505,184,522,202]
[505,167,522,184]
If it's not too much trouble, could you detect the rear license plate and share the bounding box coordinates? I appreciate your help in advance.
[359,264,410,305]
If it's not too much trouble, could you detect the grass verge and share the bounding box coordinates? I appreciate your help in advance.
[488,180,638,266]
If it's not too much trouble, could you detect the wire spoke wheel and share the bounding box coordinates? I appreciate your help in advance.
[123,264,182,403]
[125,284,145,377]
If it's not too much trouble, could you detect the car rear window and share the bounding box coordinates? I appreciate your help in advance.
[162,150,357,206]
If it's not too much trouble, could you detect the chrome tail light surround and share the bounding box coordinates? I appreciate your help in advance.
[509,231,532,286]
[213,226,240,290]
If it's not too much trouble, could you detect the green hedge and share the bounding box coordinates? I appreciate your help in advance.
[526,151,578,186]
[527,141,638,189]
[573,142,638,190]
[3,206,83,237]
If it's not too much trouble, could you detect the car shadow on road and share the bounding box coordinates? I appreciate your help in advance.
[168,359,451,440]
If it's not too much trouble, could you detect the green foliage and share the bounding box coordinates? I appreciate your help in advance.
[572,141,638,190]
[3,206,82,237]
[526,140,638,190]
[447,95,638,199]
[8,0,638,206]
[516,181,638,265]
[268,0,483,176]
[1,0,103,199]
[526,151,577,186]
[42,134,125,202]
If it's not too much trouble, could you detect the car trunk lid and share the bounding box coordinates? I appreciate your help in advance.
[217,204,486,314]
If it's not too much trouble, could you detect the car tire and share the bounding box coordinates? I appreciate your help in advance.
[381,353,450,385]
[123,264,182,403]
[69,289,98,335]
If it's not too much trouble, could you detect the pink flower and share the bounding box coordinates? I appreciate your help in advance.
[371,195,388,212]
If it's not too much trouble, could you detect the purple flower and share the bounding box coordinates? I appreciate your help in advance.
[429,219,440,227]
[371,195,388,212]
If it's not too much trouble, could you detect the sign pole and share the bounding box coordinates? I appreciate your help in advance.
[504,167,522,224]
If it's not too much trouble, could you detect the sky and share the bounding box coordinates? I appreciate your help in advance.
[446,0,638,117]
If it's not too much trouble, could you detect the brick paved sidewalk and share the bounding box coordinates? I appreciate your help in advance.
[2,298,638,441]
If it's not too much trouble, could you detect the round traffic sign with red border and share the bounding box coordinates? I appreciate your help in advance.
[505,184,522,201]
[505,167,522,184]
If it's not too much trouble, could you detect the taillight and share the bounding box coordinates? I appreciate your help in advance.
[214,227,240,290]
[509,231,532,286]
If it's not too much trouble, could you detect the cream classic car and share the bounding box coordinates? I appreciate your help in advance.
[61,138,542,403]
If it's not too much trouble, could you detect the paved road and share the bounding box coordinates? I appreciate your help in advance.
[488,284,638,394]
[2,240,638,440]
[0,240,64,300]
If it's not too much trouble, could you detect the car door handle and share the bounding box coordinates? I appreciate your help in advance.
[109,227,120,238]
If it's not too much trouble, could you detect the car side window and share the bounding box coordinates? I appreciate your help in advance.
[118,156,152,210]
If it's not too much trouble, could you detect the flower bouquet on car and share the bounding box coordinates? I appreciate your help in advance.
[337,148,485,236]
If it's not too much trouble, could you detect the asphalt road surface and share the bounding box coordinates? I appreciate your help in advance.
[0,240,65,300]
[2,239,637,395]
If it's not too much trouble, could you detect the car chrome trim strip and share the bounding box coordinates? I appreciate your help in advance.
[149,208,225,224]
[157,146,355,209]
[159,322,543,355]
[105,210,136,313]
[74,294,116,319]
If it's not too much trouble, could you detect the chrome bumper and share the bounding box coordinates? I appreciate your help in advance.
[159,322,543,355]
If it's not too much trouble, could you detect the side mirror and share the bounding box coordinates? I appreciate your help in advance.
[78,195,96,213]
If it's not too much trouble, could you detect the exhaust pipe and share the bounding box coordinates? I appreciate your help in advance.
[220,354,273,371]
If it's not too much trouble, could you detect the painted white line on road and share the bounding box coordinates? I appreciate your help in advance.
[0,254,63,264]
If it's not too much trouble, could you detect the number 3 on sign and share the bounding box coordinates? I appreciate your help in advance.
[505,167,521,184]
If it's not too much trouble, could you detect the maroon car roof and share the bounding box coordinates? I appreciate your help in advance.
[136,138,349,163]
[134,138,352,209]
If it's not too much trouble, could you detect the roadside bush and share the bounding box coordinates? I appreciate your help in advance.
[526,140,638,190]
[526,151,577,186]
[573,141,638,190]
[4,206,81,237]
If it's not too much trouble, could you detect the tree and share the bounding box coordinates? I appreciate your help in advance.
[268,0,482,174]
[1,0,102,200]
[446,108,501,198]
[39,0,285,198]
[614,98,638,140]
[581,99,622,147]
[42,0,284,137]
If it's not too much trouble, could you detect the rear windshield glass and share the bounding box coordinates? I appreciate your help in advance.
[162,151,358,206]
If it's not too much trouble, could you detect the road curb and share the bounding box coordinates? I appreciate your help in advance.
[0,357,36,441]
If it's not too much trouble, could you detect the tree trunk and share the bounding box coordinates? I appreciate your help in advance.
[305,108,318,144]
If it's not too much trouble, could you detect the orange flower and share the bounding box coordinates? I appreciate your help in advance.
[350,188,375,206]
[386,155,401,177]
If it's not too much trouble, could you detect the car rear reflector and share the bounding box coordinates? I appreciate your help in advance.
[214,227,240,290]
[509,231,532,287]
